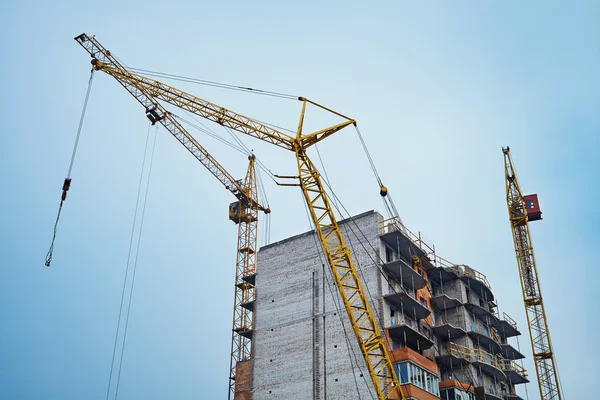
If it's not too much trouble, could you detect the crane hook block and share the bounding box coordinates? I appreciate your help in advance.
[61,178,72,201]
[380,185,388,197]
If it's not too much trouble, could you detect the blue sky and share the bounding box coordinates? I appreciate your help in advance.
[1,1,598,399]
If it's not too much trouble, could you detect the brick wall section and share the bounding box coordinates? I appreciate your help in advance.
[234,360,253,400]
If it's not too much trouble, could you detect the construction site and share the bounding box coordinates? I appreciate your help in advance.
[5,3,598,400]
[37,33,563,400]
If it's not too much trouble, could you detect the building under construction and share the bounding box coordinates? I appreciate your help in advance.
[234,211,528,400]
[61,34,561,400]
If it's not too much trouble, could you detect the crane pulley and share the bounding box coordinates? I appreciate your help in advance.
[74,33,405,400]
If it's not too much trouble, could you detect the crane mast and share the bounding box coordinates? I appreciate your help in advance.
[503,147,562,400]
[75,33,405,400]
[228,155,260,399]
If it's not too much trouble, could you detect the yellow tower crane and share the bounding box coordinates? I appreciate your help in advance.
[74,33,405,400]
[72,34,269,399]
[503,147,562,400]
[227,154,263,399]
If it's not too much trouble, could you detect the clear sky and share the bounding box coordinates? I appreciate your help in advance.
[1,1,598,399]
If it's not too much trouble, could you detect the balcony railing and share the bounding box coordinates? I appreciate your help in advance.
[445,342,504,369]
[448,264,492,290]
[502,313,518,330]
[501,359,528,377]
[379,216,435,254]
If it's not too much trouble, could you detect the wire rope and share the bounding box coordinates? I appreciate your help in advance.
[354,125,383,187]
[105,122,153,400]
[174,113,245,154]
[127,66,299,101]
[45,70,95,267]
[114,125,159,399]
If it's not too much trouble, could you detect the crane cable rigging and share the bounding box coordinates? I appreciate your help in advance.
[353,125,406,233]
[173,111,274,245]
[127,66,299,101]
[45,70,95,267]
[314,154,485,398]
[112,124,158,400]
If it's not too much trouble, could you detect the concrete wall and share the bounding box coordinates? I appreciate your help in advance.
[252,211,385,400]
[433,278,466,304]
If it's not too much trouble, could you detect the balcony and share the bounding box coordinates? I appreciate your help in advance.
[467,324,502,354]
[433,322,466,341]
[504,393,525,400]
[387,317,434,351]
[492,313,521,338]
[430,293,462,310]
[474,386,504,400]
[384,285,431,320]
[430,263,494,302]
[436,342,470,368]
[379,217,435,270]
[382,259,427,290]
[499,343,525,360]
[432,315,466,340]
[501,360,529,385]
[471,349,506,381]
[442,342,505,380]
[464,302,499,323]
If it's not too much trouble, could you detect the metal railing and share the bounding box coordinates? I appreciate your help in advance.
[502,312,518,330]
[445,342,504,370]
[448,264,492,290]
[501,359,528,377]
[379,216,435,254]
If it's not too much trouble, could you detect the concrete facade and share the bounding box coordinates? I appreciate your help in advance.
[243,211,528,400]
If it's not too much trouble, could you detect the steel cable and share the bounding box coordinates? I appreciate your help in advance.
[105,123,153,400]
[114,125,158,399]
[45,70,95,267]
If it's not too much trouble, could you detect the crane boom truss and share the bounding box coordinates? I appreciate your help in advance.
[74,34,265,210]
[503,148,562,400]
[75,33,404,400]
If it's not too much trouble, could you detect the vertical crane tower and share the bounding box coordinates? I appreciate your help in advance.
[74,33,405,400]
[503,147,562,400]
[228,154,261,399]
